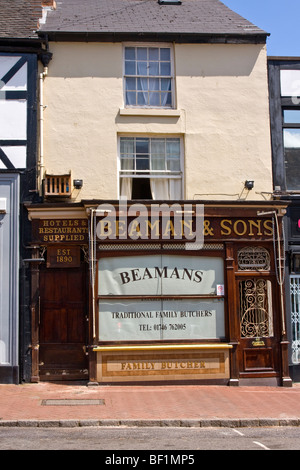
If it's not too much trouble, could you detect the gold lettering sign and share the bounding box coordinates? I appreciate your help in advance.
[96,216,273,241]
[98,350,230,382]
[32,219,88,244]
[47,245,81,268]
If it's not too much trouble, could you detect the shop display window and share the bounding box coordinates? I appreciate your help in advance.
[97,254,225,342]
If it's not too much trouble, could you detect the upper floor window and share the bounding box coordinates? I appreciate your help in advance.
[119,136,182,200]
[124,45,173,108]
[280,69,300,191]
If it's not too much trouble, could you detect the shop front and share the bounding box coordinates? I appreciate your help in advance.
[27,206,90,382]
[286,203,300,382]
[27,200,292,386]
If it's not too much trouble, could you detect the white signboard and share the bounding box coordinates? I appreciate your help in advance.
[99,298,225,341]
[98,255,224,296]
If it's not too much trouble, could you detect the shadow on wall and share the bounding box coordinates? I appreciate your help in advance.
[42,42,265,79]
[175,44,265,78]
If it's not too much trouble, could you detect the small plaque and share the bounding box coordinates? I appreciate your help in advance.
[47,245,81,268]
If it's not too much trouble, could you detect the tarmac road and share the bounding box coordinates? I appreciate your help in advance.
[1,425,300,451]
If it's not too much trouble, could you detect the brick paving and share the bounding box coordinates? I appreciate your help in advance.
[0,382,300,427]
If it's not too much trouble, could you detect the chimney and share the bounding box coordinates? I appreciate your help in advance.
[42,0,56,8]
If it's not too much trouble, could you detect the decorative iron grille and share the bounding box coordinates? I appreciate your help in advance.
[240,278,273,338]
[238,246,270,271]
[290,275,300,364]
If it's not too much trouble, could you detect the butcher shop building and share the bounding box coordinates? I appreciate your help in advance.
[25,0,292,386]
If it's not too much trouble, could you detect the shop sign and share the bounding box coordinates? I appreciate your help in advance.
[47,245,81,268]
[100,349,230,381]
[99,299,225,342]
[98,255,224,296]
[32,219,88,244]
[94,201,273,246]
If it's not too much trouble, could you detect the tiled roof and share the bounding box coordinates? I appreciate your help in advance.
[0,0,43,39]
[39,0,268,38]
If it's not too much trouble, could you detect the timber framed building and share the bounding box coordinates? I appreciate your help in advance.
[268,56,300,383]
[0,0,51,383]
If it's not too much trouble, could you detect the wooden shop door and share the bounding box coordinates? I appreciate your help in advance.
[39,267,88,381]
[237,277,281,380]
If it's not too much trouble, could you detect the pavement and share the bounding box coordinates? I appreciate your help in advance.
[1,381,300,428]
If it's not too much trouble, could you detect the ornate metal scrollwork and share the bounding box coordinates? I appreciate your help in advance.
[238,246,270,271]
[240,278,272,338]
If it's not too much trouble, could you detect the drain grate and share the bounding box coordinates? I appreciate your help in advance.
[41,399,105,406]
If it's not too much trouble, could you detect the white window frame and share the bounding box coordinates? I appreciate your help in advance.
[123,42,175,109]
[118,135,184,200]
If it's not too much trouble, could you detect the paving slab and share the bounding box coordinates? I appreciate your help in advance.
[0,382,300,427]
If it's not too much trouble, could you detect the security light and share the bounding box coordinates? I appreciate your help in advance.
[245,180,254,190]
[73,179,83,189]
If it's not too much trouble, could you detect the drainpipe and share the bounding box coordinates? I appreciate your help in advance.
[39,66,48,196]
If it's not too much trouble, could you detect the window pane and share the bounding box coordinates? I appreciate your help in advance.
[136,138,149,154]
[137,92,147,105]
[126,92,136,105]
[166,139,180,156]
[125,47,135,60]
[161,92,172,106]
[137,61,147,76]
[125,77,136,90]
[284,128,300,148]
[121,158,134,170]
[283,129,300,190]
[283,110,300,123]
[120,137,134,155]
[125,61,136,75]
[160,48,170,60]
[149,78,159,91]
[136,157,150,170]
[161,78,171,91]
[149,61,159,76]
[137,47,147,60]
[281,70,300,97]
[160,62,171,76]
[149,93,160,106]
[151,139,165,154]
[167,159,180,171]
[137,77,148,91]
[151,139,165,170]
[285,151,300,190]
[151,156,166,171]
[149,48,159,60]
[151,156,165,170]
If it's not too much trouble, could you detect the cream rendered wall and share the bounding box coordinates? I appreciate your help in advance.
[42,42,272,201]
[176,44,273,200]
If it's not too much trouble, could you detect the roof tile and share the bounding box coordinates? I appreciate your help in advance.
[39,0,267,37]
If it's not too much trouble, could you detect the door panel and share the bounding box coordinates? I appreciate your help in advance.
[243,348,274,371]
[237,276,280,378]
[39,266,88,381]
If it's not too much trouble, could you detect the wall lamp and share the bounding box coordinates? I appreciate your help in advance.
[245,180,254,190]
[73,179,83,189]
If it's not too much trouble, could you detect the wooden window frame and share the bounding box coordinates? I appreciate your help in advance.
[123,43,175,109]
